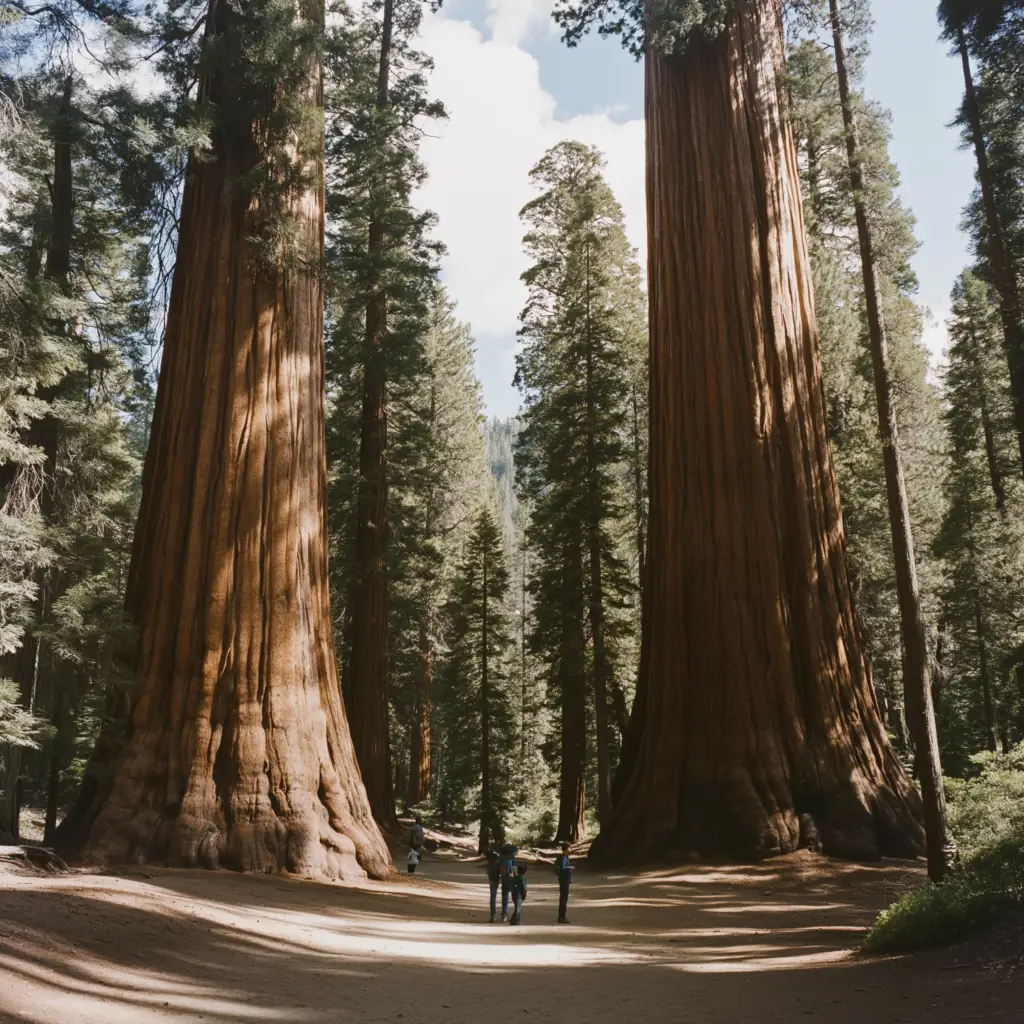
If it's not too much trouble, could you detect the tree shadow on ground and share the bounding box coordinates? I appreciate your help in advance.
[0,854,1020,1024]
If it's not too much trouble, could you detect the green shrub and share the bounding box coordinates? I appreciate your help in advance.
[864,745,1024,954]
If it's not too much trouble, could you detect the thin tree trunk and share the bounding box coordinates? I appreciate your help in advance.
[593,0,923,866]
[556,537,587,844]
[980,393,1007,510]
[43,690,63,844]
[519,545,527,768]
[830,0,949,881]
[79,0,390,880]
[348,0,396,827]
[584,242,613,825]
[406,615,432,805]
[957,29,1024,477]
[0,749,23,841]
[631,384,646,604]
[479,547,491,853]
[974,597,997,753]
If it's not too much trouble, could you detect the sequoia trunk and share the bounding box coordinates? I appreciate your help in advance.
[593,0,923,864]
[80,0,390,880]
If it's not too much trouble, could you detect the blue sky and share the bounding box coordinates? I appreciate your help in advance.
[416,0,976,419]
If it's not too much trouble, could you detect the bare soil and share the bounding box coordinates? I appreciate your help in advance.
[0,847,1020,1023]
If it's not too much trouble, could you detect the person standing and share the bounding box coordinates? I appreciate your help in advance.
[486,848,501,922]
[411,815,425,852]
[499,843,518,922]
[555,843,574,923]
[509,865,528,925]
[407,847,420,874]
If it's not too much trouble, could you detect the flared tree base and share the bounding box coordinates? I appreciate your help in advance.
[590,773,924,867]
[86,806,374,881]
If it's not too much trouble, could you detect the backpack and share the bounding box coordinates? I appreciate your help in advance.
[501,855,515,881]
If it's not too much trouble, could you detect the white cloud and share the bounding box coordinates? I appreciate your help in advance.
[486,0,559,46]
[920,303,950,384]
[415,9,645,413]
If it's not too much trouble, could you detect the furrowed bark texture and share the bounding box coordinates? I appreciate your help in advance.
[406,618,432,806]
[348,0,396,827]
[593,0,924,864]
[81,0,390,881]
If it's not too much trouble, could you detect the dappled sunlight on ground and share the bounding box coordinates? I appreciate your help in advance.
[0,850,1020,1023]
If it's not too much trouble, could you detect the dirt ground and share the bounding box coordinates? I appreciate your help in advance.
[0,846,1020,1024]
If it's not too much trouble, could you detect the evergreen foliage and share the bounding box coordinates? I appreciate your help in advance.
[435,507,516,850]
[934,270,1024,768]
[0,59,154,837]
[514,141,645,836]
[787,26,947,751]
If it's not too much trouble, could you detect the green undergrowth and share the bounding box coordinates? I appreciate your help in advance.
[863,745,1024,955]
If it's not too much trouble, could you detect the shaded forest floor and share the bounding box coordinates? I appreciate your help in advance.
[0,845,1021,1023]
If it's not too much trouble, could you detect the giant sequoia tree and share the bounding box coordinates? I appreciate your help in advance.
[556,0,924,861]
[79,0,390,880]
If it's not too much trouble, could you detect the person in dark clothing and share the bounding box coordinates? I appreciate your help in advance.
[411,815,425,852]
[485,848,501,922]
[509,864,528,925]
[555,842,574,923]
[499,844,518,922]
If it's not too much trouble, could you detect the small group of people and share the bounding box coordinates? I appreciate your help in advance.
[485,841,574,926]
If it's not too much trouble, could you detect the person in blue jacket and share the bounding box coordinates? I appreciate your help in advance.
[554,843,574,923]
[498,843,518,922]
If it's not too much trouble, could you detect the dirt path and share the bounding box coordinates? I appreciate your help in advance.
[0,849,1019,1023]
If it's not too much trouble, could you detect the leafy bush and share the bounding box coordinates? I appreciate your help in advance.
[946,746,1024,856]
[864,745,1024,954]
[0,677,41,748]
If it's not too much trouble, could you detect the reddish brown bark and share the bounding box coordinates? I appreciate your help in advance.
[80,0,390,880]
[406,618,432,806]
[594,0,923,865]
[347,0,396,827]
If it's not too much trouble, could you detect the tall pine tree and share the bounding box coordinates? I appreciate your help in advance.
[436,507,515,852]
[515,141,642,839]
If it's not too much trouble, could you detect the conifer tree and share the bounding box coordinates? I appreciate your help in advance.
[827,0,950,881]
[940,0,1024,476]
[515,141,642,836]
[436,507,515,852]
[934,270,1024,765]
[787,21,948,755]
[0,44,159,840]
[394,291,487,807]
[323,0,442,824]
